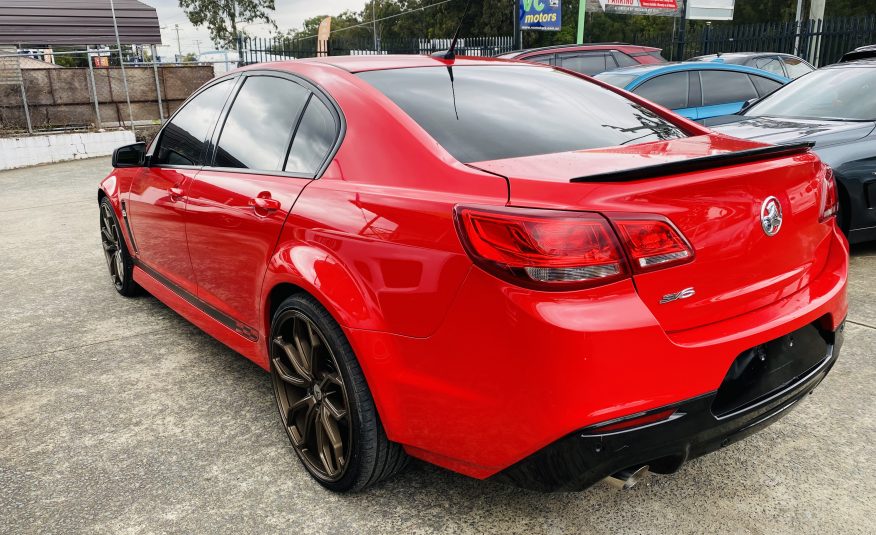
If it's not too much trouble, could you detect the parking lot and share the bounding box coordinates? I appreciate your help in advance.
[1,156,874,534]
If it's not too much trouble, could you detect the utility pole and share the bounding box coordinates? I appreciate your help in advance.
[372,1,378,51]
[174,24,182,59]
[794,0,804,55]
[194,39,201,55]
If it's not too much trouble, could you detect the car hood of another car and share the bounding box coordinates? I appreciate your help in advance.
[708,115,876,149]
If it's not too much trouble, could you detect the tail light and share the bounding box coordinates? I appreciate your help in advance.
[453,205,627,290]
[453,205,695,291]
[819,166,839,223]
[612,216,695,273]
[588,408,678,433]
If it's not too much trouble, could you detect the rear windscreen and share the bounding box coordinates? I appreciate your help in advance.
[358,65,687,163]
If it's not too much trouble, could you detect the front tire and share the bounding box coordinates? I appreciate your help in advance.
[270,294,408,492]
[99,197,139,297]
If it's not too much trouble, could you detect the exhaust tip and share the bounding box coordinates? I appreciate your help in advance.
[604,465,650,490]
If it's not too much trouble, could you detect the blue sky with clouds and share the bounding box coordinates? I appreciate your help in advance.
[142,0,365,55]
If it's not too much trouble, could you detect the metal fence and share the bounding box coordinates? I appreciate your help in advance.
[0,48,216,136]
[636,15,876,65]
[238,35,516,65]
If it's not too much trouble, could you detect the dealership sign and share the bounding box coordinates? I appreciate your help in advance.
[520,0,562,31]
[596,0,680,17]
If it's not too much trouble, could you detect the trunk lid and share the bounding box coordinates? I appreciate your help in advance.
[469,134,833,333]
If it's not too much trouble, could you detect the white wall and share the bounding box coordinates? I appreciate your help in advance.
[0,130,136,171]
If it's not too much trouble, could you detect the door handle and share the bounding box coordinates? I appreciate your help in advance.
[169,185,185,201]
[249,195,281,214]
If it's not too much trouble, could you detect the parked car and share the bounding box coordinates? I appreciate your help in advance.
[496,42,666,76]
[840,44,876,62]
[595,62,789,121]
[99,55,847,493]
[689,52,815,79]
[706,59,876,243]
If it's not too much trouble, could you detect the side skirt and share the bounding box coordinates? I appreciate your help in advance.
[133,265,270,371]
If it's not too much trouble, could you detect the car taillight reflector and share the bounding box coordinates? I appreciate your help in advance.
[613,217,694,273]
[453,205,627,290]
[591,409,678,433]
[819,166,839,223]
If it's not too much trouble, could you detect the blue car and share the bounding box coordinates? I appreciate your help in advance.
[595,62,790,121]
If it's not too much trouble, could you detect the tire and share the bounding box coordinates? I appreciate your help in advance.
[99,197,140,297]
[269,294,408,492]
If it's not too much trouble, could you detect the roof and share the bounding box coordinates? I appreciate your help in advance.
[0,0,161,46]
[840,45,876,63]
[284,54,518,73]
[497,43,659,59]
[595,61,791,86]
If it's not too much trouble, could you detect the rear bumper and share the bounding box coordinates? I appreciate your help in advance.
[489,321,845,491]
[344,226,849,481]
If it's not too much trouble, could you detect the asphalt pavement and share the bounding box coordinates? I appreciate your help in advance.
[1,157,875,534]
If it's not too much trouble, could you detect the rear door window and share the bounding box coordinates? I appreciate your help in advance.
[284,97,338,175]
[213,76,310,171]
[700,71,759,106]
[752,56,785,77]
[153,79,234,166]
[358,65,687,163]
[612,51,639,67]
[525,54,555,66]
[782,57,814,79]
[633,72,690,109]
[750,75,783,97]
[557,52,608,75]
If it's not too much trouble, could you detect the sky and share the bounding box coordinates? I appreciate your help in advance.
[142,0,366,56]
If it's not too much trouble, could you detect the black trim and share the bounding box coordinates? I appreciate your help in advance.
[133,259,259,342]
[570,142,815,183]
[119,200,138,253]
[490,321,844,491]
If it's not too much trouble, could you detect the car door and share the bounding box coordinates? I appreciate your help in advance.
[184,73,341,335]
[697,70,761,119]
[127,78,236,294]
[631,72,698,119]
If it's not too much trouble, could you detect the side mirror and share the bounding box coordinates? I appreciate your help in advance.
[112,142,146,168]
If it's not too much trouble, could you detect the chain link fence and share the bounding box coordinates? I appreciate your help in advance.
[0,48,216,138]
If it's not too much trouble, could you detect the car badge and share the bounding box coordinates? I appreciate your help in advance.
[760,197,783,237]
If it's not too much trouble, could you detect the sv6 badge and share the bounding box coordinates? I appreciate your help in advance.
[660,287,696,305]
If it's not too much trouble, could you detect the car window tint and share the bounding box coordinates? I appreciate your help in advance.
[154,79,233,166]
[285,97,337,175]
[783,57,814,79]
[557,52,607,75]
[751,75,783,98]
[747,67,876,121]
[526,54,554,66]
[753,56,785,77]
[700,71,759,106]
[358,65,687,163]
[613,51,638,68]
[634,72,689,109]
[214,76,310,171]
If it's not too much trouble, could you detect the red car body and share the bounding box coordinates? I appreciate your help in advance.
[99,55,848,491]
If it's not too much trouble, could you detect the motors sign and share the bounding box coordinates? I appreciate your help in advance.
[596,0,680,17]
[520,0,562,32]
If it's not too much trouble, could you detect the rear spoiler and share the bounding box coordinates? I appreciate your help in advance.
[570,142,815,183]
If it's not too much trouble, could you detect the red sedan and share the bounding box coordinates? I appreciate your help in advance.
[99,55,848,492]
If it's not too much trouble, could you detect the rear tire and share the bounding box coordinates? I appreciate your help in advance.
[270,294,408,492]
[99,197,140,297]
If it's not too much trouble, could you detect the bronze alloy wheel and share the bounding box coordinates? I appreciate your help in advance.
[100,201,126,290]
[271,310,353,482]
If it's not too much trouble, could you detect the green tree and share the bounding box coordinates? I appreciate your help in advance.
[179,0,277,48]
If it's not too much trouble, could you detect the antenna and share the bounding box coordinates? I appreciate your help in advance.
[432,0,472,60]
